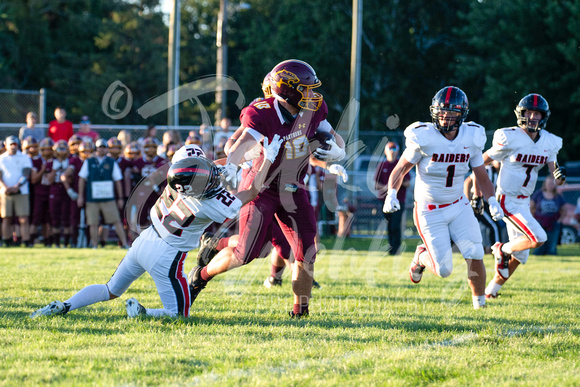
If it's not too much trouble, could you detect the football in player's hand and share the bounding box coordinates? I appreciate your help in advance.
[310,130,334,159]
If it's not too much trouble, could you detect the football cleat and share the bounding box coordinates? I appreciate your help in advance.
[409,245,427,283]
[288,310,309,319]
[263,276,282,289]
[312,278,321,289]
[188,266,208,305]
[492,242,510,279]
[485,293,500,300]
[196,232,219,267]
[126,297,146,318]
[30,300,69,318]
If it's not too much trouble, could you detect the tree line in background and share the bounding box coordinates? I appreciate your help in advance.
[0,0,578,160]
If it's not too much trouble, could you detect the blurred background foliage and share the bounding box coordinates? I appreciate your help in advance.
[0,0,578,159]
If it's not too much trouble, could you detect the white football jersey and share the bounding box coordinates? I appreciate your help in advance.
[486,126,562,197]
[402,121,486,204]
[150,186,241,252]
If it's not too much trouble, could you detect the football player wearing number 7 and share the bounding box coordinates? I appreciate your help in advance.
[30,137,283,319]
[383,86,503,310]
[481,94,565,300]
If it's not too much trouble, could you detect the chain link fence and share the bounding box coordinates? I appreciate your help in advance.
[0,120,577,242]
[0,89,46,124]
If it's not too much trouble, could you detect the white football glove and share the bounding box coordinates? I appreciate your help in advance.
[328,164,348,183]
[553,161,566,181]
[66,188,79,201]
[263,134,283,163]
[383,189,400,213]
[313,139,346,162]
[220,162,238,189]
[487,197,504,221]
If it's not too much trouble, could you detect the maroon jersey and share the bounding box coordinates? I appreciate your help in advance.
[115,156,133,197]
[33,158,53,196]
[241,97,328,192]
[132,156,166,182]
[68,155,84,191]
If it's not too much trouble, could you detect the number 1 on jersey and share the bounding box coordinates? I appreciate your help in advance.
[446,165,455,187]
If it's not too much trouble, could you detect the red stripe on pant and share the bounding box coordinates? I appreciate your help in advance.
[499,195,537,243]
[413,205,437,271]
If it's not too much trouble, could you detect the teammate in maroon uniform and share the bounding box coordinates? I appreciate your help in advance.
[31,138,54,246]
[189,60,346,317]
[65,140,93,247]
[132,137,167,229]
[23,137,40,243]
[48,140,72,247]
[68,135,82,159]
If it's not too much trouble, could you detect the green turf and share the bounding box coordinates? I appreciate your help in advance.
[1,240,579,385]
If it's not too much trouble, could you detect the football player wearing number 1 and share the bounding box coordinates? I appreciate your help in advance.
[384,86,503,309]
[30,137,283,319]
[483,93,565,299]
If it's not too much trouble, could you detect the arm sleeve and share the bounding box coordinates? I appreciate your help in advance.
[78,161,89,179]
[112,162,123,181]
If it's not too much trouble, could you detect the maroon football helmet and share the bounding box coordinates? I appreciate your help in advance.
[53,140,69,160]
[262,72,273,99]
[270,59,323,111]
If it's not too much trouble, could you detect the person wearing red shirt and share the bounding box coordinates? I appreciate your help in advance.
[76,116,100,143]
[48,107,73,142]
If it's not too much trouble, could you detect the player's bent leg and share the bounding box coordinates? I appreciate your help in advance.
[149,250,190,317]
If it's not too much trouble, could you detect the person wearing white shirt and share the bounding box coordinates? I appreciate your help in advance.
[77,138,128,249]
[0,136,33,247]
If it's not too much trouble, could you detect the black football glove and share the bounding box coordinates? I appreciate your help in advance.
[553,162,566,181]
[470,196,484,215]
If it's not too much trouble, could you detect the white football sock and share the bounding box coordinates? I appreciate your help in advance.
[485,281,502,296]
[473,295,486,309]
[145,308,177,318]
[65,284,110,311]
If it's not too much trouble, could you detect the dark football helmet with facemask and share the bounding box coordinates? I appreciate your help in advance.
[514,93,550,132]
[430,86,469,132]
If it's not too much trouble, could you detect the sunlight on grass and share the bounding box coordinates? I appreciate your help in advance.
[1,242,579,385]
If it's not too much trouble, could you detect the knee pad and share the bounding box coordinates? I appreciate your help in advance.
[436,262,453,278]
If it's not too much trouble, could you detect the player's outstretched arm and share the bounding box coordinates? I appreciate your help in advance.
[235,135,283,206]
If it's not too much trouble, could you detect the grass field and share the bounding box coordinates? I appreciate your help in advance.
[1,238,579,385]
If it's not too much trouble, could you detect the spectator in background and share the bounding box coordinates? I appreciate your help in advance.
[77,138,128,249]
[0,136,33,247]
[117,129,132,148]
[374,141,410,255]
[198,124,213,157]
[213,117,233,147]
[530,177,566,255]
[76,116,100,143]
[157,129,182,159]
[185,134,202,146]
[48,106,73,142]
[137,124,157,149]
[31,138,54,247]
[19,112,45,142]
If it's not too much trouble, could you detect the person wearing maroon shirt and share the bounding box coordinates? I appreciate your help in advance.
[31,138,54,246]
[132,137,167,230]
[22,136,40,243]
[64,140,93,247]
[48,140,72,247]
[188,60,346,317]
[47,107,73,143]
[374,142,410,255]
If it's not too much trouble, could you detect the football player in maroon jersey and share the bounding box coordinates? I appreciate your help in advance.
[48,140,72,247]
[188,60,346,317]
[31,138,54,246]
